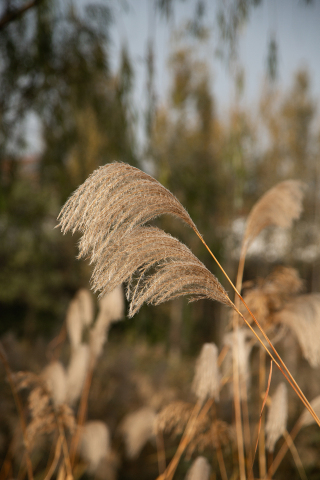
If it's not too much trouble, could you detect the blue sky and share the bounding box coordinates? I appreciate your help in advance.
[110,0,320,119]
[27,0,320,154]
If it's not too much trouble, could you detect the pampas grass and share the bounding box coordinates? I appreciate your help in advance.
[300,395,320,428]
[120,407,156,459]
[78,421,110,472]
[86,225,232,315]
[90,285,124,362]
[185,456,211,480]
[274,294,320,367]
[58,163,199,259]
[76,288,94,328]
[41,361,67,407]
[265,383,288,452]
[52,162,320,478]
[242,180,305,254]
[66,298,83,350]
[192,343,220,403]
[224,329,253,394]
[66,344,90,405]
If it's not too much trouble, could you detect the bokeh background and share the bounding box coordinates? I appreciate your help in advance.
[1,1,320,478]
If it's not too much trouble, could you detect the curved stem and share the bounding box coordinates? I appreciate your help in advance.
[194,230,320,428]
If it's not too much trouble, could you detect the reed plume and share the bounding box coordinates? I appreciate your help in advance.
[89,225,232,316]
[242,180,305,253]
[58,163,320,431]
[76,288,94,327]
[41,361,67,407]
[90,285,124,362]
[241,266,304,327]
[66,298,83,350]
[265,383,288,452]
[274,294,320,367]
[300,395,320,428]
[192,343,220,403]
[58,162,200,262]
[66,344,90,405]
[58,163,232,315]
[120,407,156,459]
[184,456,211,480]
[155,401,194,437]
[78,421,110,472]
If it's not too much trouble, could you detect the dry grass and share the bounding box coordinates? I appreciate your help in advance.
[3,164,320,480]
[242,180,305,253]
[274,294,320,367]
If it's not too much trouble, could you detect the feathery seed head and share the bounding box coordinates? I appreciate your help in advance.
[66,344,90,405]
[192,343,220,403]
[57,163,232,315]
[89,285,124,363]
[79,421,110,472]
[224,329,253,383]
[58,162,199,254]
[98,284,124,323]
[154,401,193,436]
[66,298,83,349]
[91,226,232,316]
[274,293,320,367]
[120,407,156,459]
[41,361,67,406]
[243,180,305,253]
[300,395,320,427]
[185,456,211,480]
[265,382,288,452]
[76,288,94,327]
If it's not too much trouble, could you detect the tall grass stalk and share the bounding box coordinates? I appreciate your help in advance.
[58,162,320,477]
[0,343,34,480]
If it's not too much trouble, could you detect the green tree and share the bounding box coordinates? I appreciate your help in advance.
[0,0,137,334]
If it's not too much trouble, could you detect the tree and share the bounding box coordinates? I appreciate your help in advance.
[0,0,137,334]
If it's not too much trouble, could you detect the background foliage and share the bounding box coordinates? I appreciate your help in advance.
[0,0,319,347]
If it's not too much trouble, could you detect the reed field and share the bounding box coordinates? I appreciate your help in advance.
[1,163,320,480]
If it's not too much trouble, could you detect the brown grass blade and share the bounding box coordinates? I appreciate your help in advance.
[88,226,232,316]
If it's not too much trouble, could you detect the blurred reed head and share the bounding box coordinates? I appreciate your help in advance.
[192,343,220,403]
[41,361,67,407]
[265,382,288,452]
[274,293,320,367]
[66,344,90,405]
[185,456,211,480]
[300,395,320,428]
[79,420,110,472]
[57,163,232,315]
[66,289,94,350]
[120,407,156,459]
[243,180,305,253]
[90,285,124,362]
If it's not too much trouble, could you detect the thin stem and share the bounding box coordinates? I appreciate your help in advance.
[69,365,94,467]
[212,402,228,480]
[156,430,166,475]
[194,230,320,428]
[232,313,246,480]
[258,349,267,478]
[283,430,307,480]
[43,436,62,480]
[0,344,34,480]
[156,401,202,480]
[267,420,302,478]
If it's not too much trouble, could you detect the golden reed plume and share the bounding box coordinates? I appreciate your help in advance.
[57,162,320,429]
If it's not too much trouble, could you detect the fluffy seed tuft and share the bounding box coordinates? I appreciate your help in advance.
[192,343,220,403]
[185,456,211,480]
[265,382,288,452]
